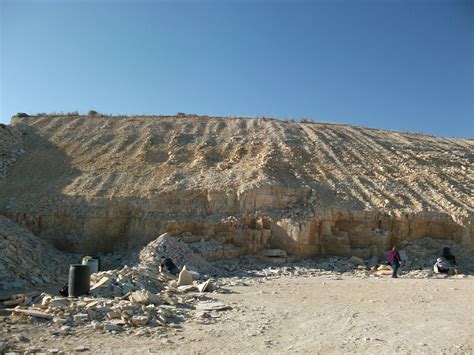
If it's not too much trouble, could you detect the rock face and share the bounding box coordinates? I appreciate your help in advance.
[0,114,472,258]
[0,123,26,180]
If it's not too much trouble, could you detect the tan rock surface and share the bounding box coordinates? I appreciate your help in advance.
[0,114,472,257]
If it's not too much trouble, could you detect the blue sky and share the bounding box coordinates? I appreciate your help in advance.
[1,0,473,137]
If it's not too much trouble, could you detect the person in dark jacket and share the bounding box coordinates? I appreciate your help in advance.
[160,258,180,275]
[387,246,402,278]
[441,247,456,266]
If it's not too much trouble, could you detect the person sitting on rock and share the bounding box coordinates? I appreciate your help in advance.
[433,257,450,274]
[159,258,180,275]
[441,247,456,266]
[386,246,402,278]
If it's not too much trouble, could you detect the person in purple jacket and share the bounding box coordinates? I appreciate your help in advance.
[387,246,402,278]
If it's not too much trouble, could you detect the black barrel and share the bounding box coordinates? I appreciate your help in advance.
[68,264,90,297]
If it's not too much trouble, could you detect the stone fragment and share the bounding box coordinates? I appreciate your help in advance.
[107,310,121,319]
[129,290,160,305]
[177,265,193,286]
[131,315,149,326]
[85,300,99,309]
[0,342,6,353]
[41,295,53,306]
[90,276,111,290]
[12,309,53,319]
[198,279,213,293]
[130,291,149,304]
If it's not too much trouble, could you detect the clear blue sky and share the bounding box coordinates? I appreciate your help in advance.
[1,0,473,137]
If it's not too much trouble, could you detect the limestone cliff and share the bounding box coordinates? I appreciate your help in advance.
[1,114,472,257]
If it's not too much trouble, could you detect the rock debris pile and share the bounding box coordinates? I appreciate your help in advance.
[125,232,220,277]
[0,231,230,352]
[0,215,74,290]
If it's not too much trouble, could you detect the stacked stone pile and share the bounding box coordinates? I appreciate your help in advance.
[0,123,26,180]
[0,215,75,290]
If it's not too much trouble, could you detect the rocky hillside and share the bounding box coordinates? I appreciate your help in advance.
[0,114,472,257]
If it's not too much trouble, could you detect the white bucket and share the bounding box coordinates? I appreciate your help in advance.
[82,257,99,274]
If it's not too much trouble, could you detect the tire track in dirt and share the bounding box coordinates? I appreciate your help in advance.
[320,125,395,208]
[361,128,473,212]
[305,125,376,208]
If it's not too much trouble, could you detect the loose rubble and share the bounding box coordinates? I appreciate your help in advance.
[0,232,229,354]
[0,215,75,290]
[0,220,473,353]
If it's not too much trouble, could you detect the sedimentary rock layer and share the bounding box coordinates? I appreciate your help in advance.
[0,114,472,256]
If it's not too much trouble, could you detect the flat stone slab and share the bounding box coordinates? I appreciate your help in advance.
[12,308,54,319]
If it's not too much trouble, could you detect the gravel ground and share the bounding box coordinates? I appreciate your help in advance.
[1,274,473,354]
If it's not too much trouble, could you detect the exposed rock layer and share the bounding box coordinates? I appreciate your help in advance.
[0,114,472,256]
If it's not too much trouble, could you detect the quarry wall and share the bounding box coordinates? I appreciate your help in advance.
[2,189,472,259]
[1,115,472,259]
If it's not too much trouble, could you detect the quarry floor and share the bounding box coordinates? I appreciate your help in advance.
[2,275,473,354]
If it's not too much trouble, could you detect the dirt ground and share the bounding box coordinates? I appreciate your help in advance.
[2,275,473,354]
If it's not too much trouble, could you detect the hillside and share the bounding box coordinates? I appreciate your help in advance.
[0,114,472,256]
